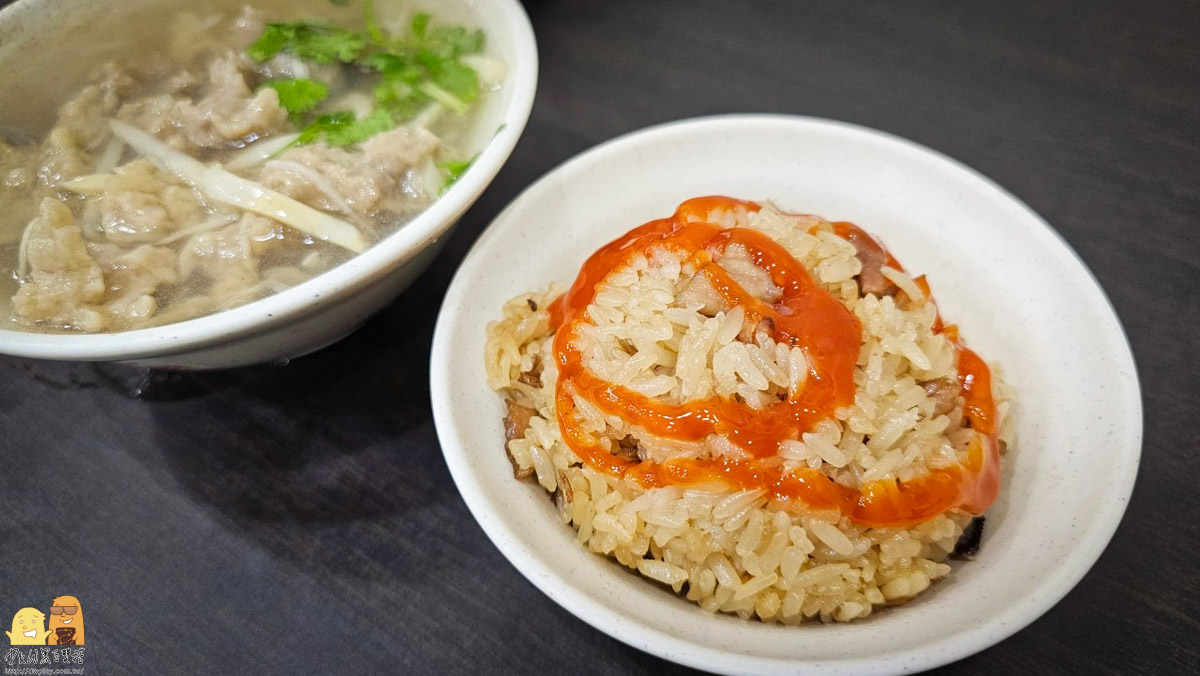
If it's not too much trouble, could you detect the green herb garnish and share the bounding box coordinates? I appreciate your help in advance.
[411,13,431,37]
[439,154,478,192]
[246,10,487,149]
[325,108,396,146]
[292,111,354,146]
[419,54,479,108]
[290,109,396,149]
[263,78,330,117]
[364,45,478,117]
[428,25,485,58]
[374,80,426,121]
[404,14,484,59]
[247,23,366,65]
[362,51,424,80]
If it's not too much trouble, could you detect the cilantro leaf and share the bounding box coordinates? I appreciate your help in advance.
[411,13,431,38]
[246,23,365,65]
[324,108,395,146]
[247,12,488,137]
[291,25,365,64]
[363,0,384,44]
[287,109,395,149]
[375,77,428,120]
[246,24,291,62]
[428,25,485,58]
[387,15,485,59]
[368,50,479,119]
[290,108,396,149]
[439,154,478,192]
[362,52,423,82]
[264,78,330,117]
[292,111,355,148]
[423,57,479,104]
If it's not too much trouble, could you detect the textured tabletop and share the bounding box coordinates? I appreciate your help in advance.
[1,0,1197,673]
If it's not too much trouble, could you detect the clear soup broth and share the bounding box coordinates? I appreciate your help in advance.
[0,0,505,333]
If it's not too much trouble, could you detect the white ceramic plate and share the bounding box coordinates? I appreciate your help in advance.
[430,115,1141,674]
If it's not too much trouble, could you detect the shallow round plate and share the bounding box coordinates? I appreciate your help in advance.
[430,115,1141,674]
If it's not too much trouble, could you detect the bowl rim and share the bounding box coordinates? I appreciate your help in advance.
[0,0,538,361]
[430,113,1143,674]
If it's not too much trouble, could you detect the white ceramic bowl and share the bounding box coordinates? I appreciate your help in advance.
[0,0,537,369]
[431,115,1142,674]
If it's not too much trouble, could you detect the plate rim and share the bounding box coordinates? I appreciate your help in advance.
[430,113,1143,674]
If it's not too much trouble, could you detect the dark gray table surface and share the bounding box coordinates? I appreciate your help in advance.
[1,0,1197,673]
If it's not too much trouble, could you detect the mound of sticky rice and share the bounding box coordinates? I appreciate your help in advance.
[485,197,1014,624]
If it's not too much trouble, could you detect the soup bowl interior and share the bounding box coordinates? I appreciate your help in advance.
[0,0,536,368]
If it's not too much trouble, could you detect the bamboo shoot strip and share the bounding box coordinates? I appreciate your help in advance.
[225,132,302,171]
[108,120,368,253]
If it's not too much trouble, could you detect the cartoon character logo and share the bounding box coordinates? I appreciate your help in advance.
[6,607,49,645]
[46,596,84,646]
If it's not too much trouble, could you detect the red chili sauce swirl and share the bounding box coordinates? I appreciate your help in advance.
[548,197,1000,528]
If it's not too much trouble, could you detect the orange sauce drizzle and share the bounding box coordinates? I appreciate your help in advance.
[548,196,1000,527]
